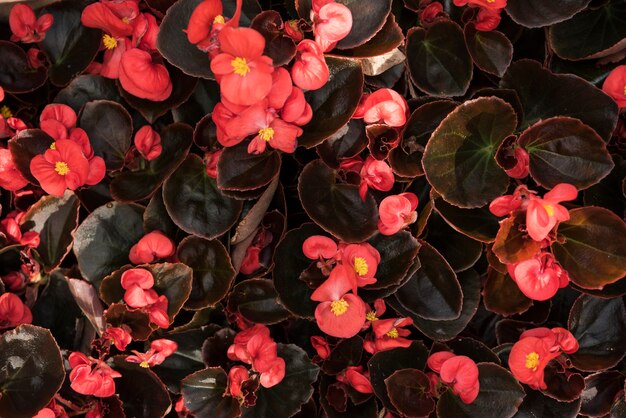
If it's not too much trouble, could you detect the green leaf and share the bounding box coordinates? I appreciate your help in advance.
[217,143,281,191]
[8,129,54,184]
[181,367,241,418]
[73,202,145,287]
[552,207,626,289]
[568,294,626,371]
[520,117,614,189]
[406,21,473,97]
[335,0,392,49]
[365,231,420,290]
[0,41,47,93]
[483,268,532,317]
[298,160,378,242]
[163,154,242,239]
[515,389,582,418]
[422,96,516,208]
[579,371,623,417]
[79,100,133,171]
[54,75,122,114]
[464,25,512,77]
[0,325,65,418]
[110,123,193,201]
[433,197,500,243]
[112,357,171,418]
[426,212,482,272]
[227,279,291,324]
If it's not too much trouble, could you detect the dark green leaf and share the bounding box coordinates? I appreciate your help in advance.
[505,0,591,28]
[385,369,435,417]
[8,129,54,184]
[464,24,512,77]
[493,213,542,264]
[335,0,391,49]
[322,336,363,375]
[433,196,500,243]
[112,357,171,418]
[104,303,152,340]
[514,389,581,418]
[228,279,290,324]
[483,268,532,317]
[54,75,122,114]
[580,371,622,417]
[365,231,420,290]
[426,212,482,272]
[0,41,47,93]
[181,367,241,418]
[217,143,281,191]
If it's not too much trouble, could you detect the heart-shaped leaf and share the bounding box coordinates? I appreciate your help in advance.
[0,325,65,418]
[227,279,291,324]
[217,143,281,191]
[519,117,614,189]
[40,2,102,86]
[500,59,618,141]
[426,212,482,272]
[433,196,500,243]
[385,369,435,417]
[505,0,591,28]
[0,41,47,93]
[406,21,473,97]
[549,0,626,60]
[436,363,524,418]
[364,231,420,290]
[340,14,403,58]
[73,202,145,287]
[181,367,241,418]
[298,58,364,148]
[580,371,623,417]
[22,191,80,271]
[395,240,462,320]
[483,268,532,317]
[8,129,55,184]
[567,294,626,372]
[298,160,378,242]
[423,96,516,208]
[177,236,236,310]
[79,100,133,171]
[241,344,319,418]
[163,154,242,239]
[515,389,582,418]
[552,207,626,289]
[112,357,171,418]
[110,123,193,201]
[464,24,512,77]
[104,303,153,340]
[54,75,122,113]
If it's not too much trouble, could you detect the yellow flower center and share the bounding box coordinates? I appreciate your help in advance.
[50,142,56,150]
[231,57,250,76]
[54,161,70,176]
[525,352,540,371]
[102,34,118,50]
[623,85,626,95]
[139,361,150,368]
[543,204,555,217]
[0,105,12,119]
[122,16,130,24]
[330,299,349,316]
[386,328,399,338]
[258,127,274,142]
[486,0,495,3]
[213,15,225,24]
[353,257,368,276]
[366,311,378,321]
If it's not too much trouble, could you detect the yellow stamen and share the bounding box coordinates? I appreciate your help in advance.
[0,105,12,119]
[213,15,225,24]
[258,127,274,142]
[486,0,495,2]
[623,85,626,95]
[353,257,368,277]
[102,34,118,50]
[139,361,150,368]
[543,204,555,217]
[122,16,130,24]
[231,57,250,76]
[525,352,539,371]
[50,142,56,150]
[386,328,399,339]
[366,311,378,322]
[330,299,349,316]
[55,161,70,176]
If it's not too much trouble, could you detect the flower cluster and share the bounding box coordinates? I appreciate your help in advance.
[68,352,122,398]
[9,4,53,43]
[129,230,175,264]
[453,0,506,31]
[490,184,577,300]
[509,327,579,390]
[427,351,480,404]
[120,268,170,328]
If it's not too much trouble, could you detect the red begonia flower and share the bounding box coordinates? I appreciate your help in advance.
[311,265,366,338]
[340,243,380,292]
[119,48,173,101]
[359,89,408,127]
[33,408,55,418]
[359,156,394,200]
[377,193,418,236]
[186,0,242,52]
[30,139,90,196]
[101,37,130,79]
[505,147,530,179]
[550,327,579,354]
[210,27,274,106]
[134,125,162,160]
[475,7,502,31]
[310,0,352,52]
[453,0,506,10]
[121,268,159,308]
[439,356,480,404]
[129,230,175,264]
[103,326,133,351]
[9,4,53,43]
[311,335,331,359]
[133,13,159,51]
[148,295,170,328]
[427,351,456,373]
[240,245,262,274]
[267,67,293,110]
[281,86,313,125]
[303,235,338,260]
[0,148,28,191]
[340,366,374,394]
[40,104,77,131]
[520,327,579,355]
[507,252,569,301]
[365,317,413,353]
[126,338,178,367]
[81,2,135,38]
[0,293,32,329]
[68,352,122,398]
[526,183,577,242]
[228,366,250,397]
[602,65,626,108]
[508,336,560,390]
[291,40,329,91]
[421,2,445,23]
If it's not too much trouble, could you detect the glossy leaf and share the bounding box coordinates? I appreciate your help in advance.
[22,190,80,271]
[483,268,532,317]
[298,58,364,148]
[426,212,482,272]
[163,154,242,239]
[342,14,403,58]
[580,371,623,417]
[519,117,613,189]
[464,24,512,77]
[500,59,618,141]
[423,97,516,208]
[433,197,500,243]
[552,207,626,289]
[0,325,65,418]
[217,143,281,191]
[110,123,193,201]
[493,213,542,264]
[568,294,626,371]
[365,231,420,290]
[104,303,153,340]
[0,41,47,93]
[406,21,473,97]
[506,0,590,28]
[73,202,145,287]
[79,100,133,171]
[112,357,171,418]
[322,336,363,375]
[385,369,435,417]
[228,279,291,324]
[182,367,241,418]
[54,75,122,113]
[298,160,378,242]
[515,390,581,418]
[8,129,55,184]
